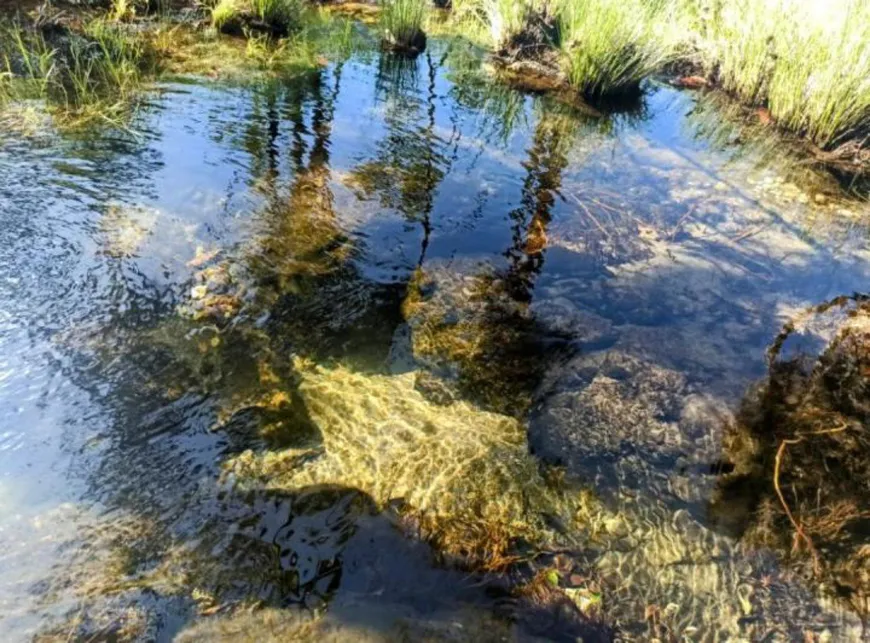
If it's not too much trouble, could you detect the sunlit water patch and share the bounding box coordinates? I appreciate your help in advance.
[1,36,868,641]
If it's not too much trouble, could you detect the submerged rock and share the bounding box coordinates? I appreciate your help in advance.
[525,299,869,639]
[530,350,725,509]
[224,360,592,571]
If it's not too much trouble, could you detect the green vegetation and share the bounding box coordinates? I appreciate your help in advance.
[3,0,866,152]
[211,0,240,30]
[211,0,305,36]
[557,0,673,98]
[442,0,870,154]
[449,0,553,52]
[0,4,367,127]
[162,10,364,79]
[380,0,428,53]
[0,19,154,124]
[481,0,536,50]
[109,0,137,21]
[684,0,870,149]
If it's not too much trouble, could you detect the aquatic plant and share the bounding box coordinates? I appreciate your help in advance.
[480,0,534,50]
[379,0,428,54]
[712,295,870,612]
[0,24,55,101]
[0,19,154,124]
[109,0,138,21]
[556,0,673,98]
[450,0,554,53]
[211,0,239,30]
[682,0,870,149]
[212,0,305,37]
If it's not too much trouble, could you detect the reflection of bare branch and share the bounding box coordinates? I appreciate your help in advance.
[667,205,695,241]
[568,192,612,242]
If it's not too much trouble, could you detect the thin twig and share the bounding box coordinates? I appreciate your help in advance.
[773,423,850,577]
[774,437,819,573]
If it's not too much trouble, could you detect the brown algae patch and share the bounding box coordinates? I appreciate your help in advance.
[224,359,594,571]
[98,204,158,258]
[401,262,561,418]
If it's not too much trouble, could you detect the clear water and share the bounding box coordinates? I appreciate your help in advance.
[1,38,868,641]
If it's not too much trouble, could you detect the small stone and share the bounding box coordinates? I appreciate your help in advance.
[568,573,586,587]
[813,193,827,204]
[191,284,208,300]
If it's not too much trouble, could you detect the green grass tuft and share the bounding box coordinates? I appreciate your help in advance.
[684,0,870,148]
[1,19,154,125]
[450,0,547,51]
[556,0,673,98]
[380,0,428,52]
[251,0,304,30]
[211,0,240,30]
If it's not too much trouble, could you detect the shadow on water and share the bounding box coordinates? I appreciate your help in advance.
[3,27,870,643]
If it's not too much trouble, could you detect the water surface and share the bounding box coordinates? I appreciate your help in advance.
[1,37,868,641]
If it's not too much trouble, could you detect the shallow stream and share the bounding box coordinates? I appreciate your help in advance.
[1,32,869,641]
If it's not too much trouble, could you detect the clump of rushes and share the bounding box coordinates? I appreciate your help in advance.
[380,0,428,55]
[479,0,533,50]
[212,0,304,38]
[109,0,137,21]
[450,0,552,54]
[0,24,55,102]
[0,19,154,124]
[66,20,151,105]
[556,0,673,99]
[690,0,870,150]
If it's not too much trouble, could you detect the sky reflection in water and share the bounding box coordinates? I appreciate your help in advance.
[0,38,868,641]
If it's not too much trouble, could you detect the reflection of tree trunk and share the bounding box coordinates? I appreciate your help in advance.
[246,66,347,292]
[266,92,279,182]
[286,64,343,220]
[351,52,452,270]
[503,116,570,304]
[416,52,438,268]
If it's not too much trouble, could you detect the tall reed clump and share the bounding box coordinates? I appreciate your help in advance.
[686,0,870,149]
[380,0,428,54]
[556,0,674,99]
[0,19,154,122]
[450,0,552,53]
[212,0,305,37]
[65,20,151,106]
[480,0,534,50]
[0,24,55,102]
